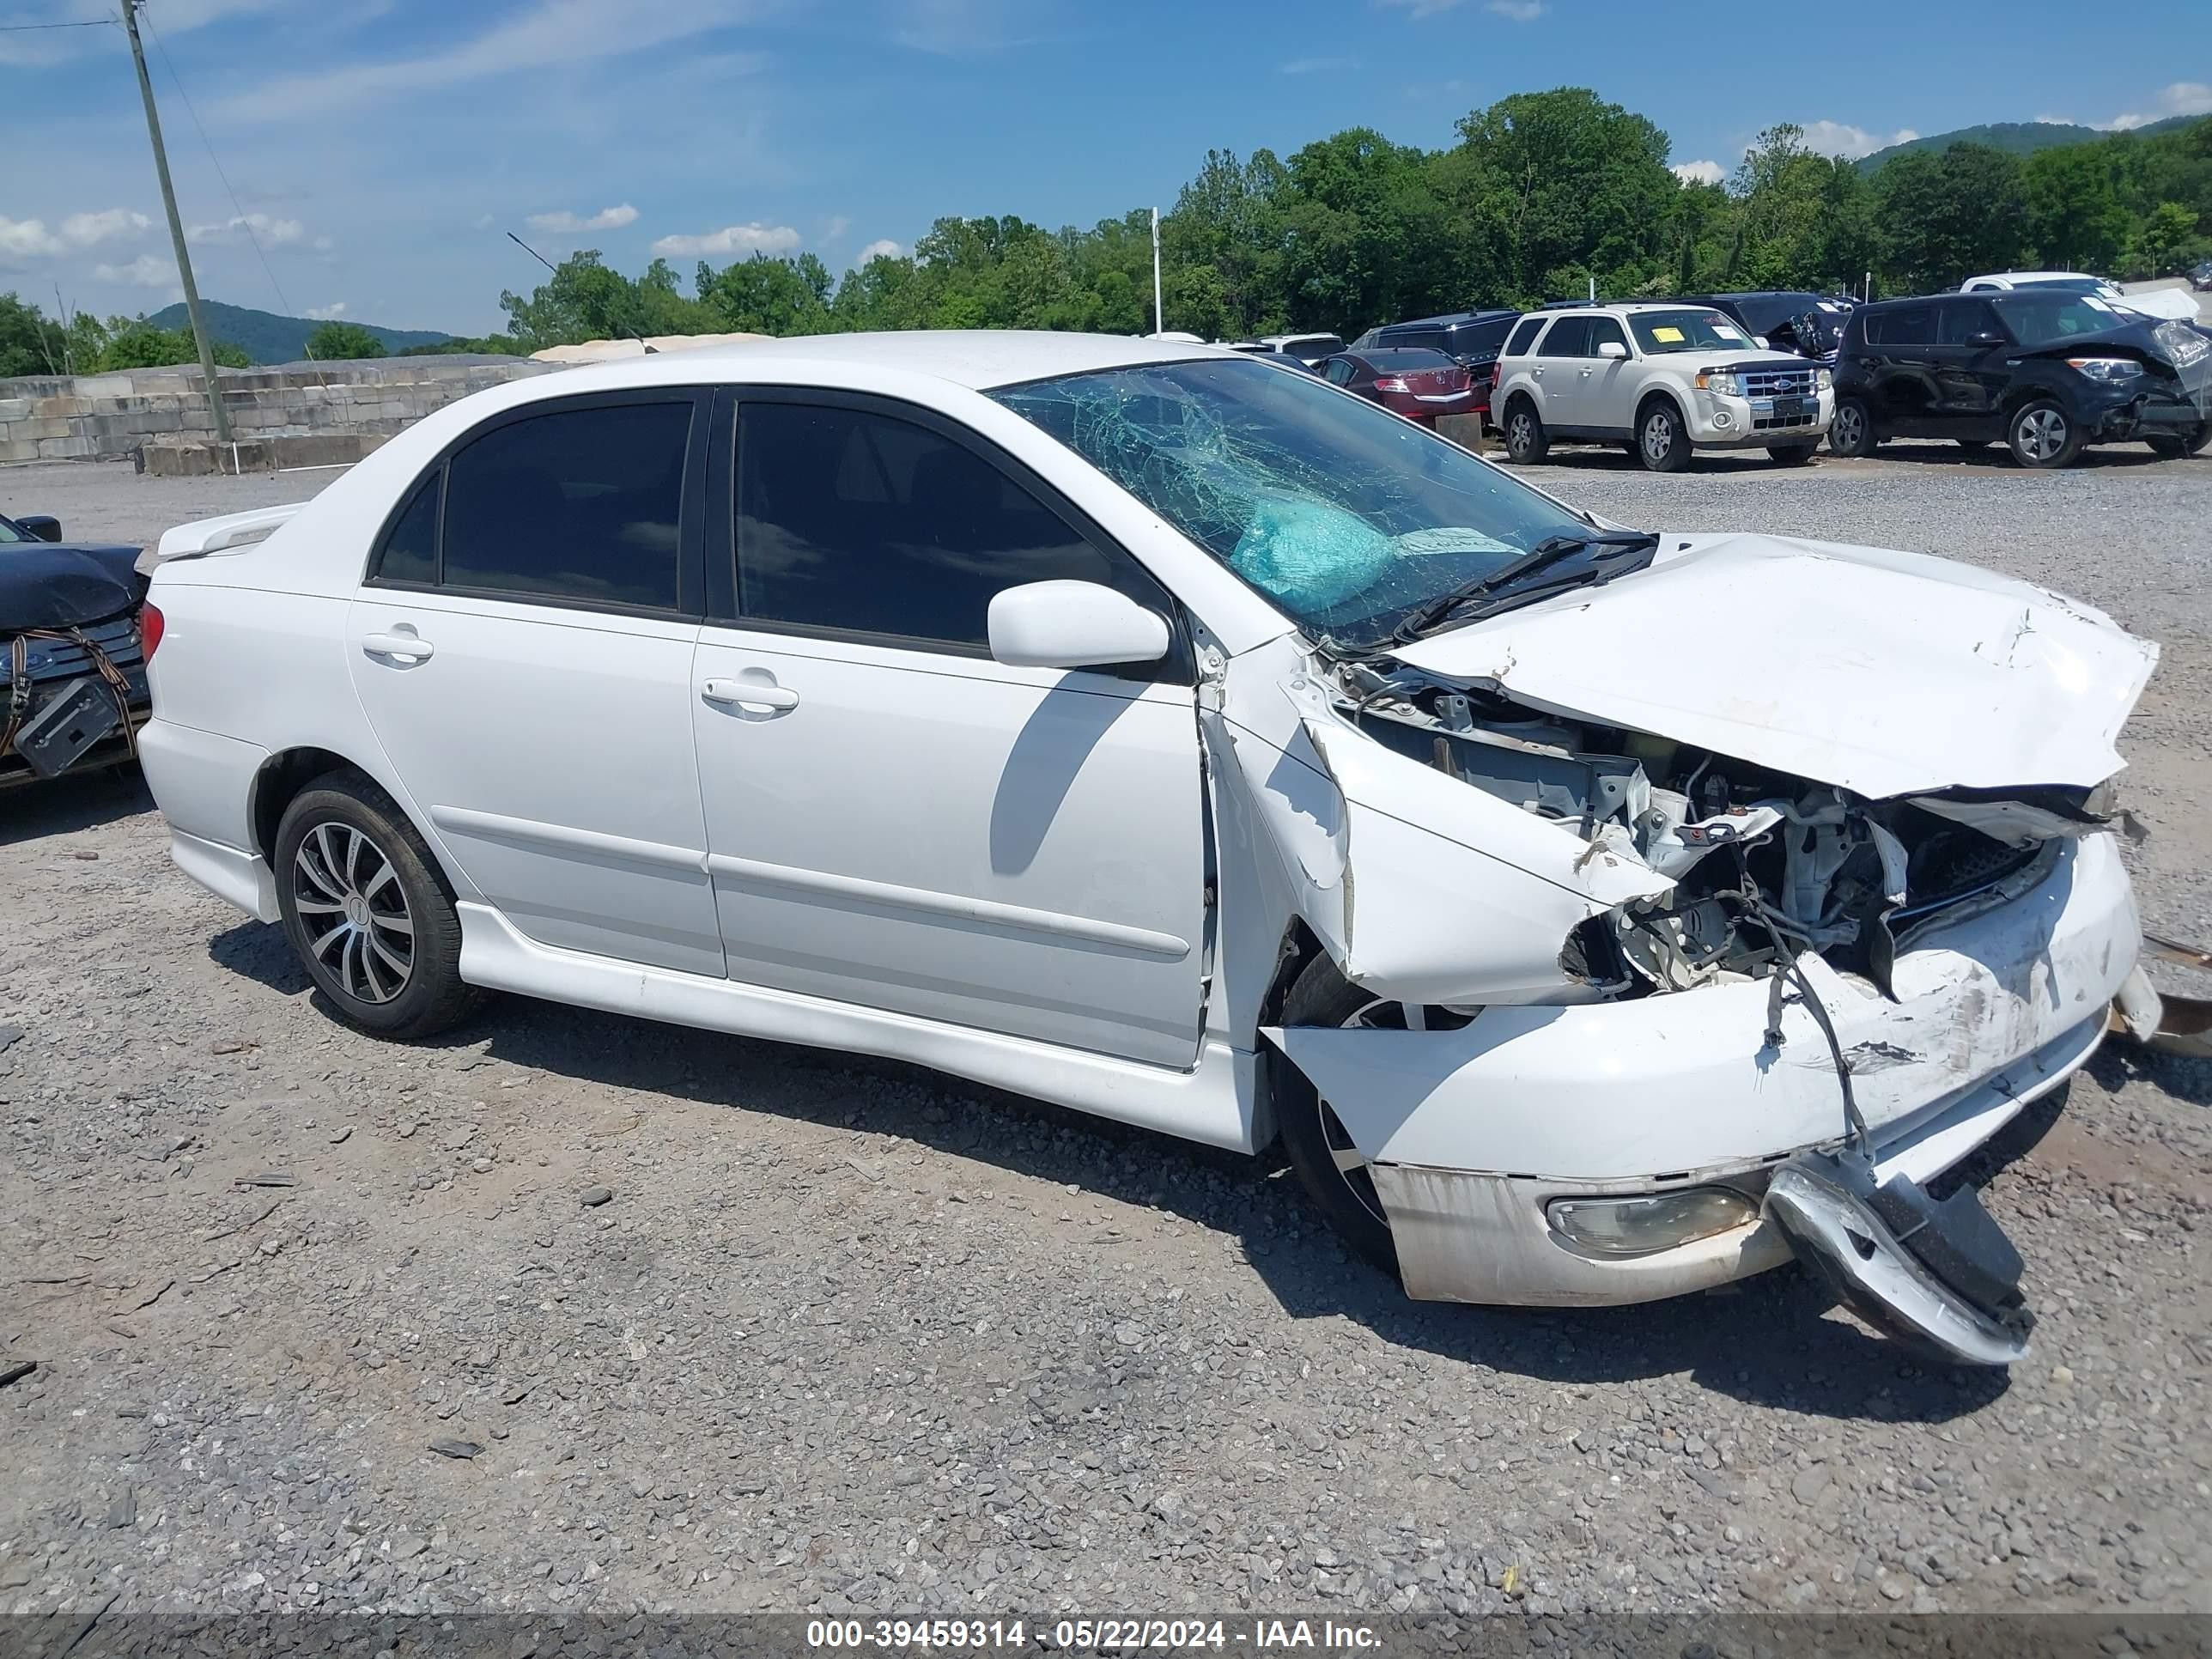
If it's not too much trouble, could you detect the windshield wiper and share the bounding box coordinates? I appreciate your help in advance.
[1389,531,1658,644]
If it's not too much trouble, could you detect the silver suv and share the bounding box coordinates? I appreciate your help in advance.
[1492,304,1834,471]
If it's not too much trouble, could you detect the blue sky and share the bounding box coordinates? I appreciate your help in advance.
[3,0,2208,336]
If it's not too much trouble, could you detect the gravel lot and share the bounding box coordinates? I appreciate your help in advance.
[3,448,2209,1626]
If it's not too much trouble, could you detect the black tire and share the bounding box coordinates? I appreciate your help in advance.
[1827,395,1878,458]
[1636,398,1691,472]
[2007,398,2083,469]
[1501,397,1548,464]
[1767,441,1819,466]
[2147,423,2210,459]
[1273,955,1401,1274]
[274,772,483,1040]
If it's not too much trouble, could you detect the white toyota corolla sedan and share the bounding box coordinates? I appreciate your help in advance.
[138,331,2162,1364]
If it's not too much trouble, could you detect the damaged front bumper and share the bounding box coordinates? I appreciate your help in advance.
[1269,832,2136,1324]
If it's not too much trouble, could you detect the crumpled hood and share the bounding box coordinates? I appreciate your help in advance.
[1,543,143,635]
[1393,532,2157,799]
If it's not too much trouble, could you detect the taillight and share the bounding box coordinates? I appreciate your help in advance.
[1375,377,1412,393]
[140,601,164,660]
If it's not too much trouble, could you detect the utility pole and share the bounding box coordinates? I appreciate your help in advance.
[1151,207,1164,336]
[122,0,230,443]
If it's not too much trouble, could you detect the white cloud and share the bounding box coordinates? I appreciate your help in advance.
[1797,120,1918,161]
[60,210,152,248]
[2103,81,2212,131]
[94,253,174,287]
[1486,0,1545,19]
[219,0,769,120]
[650,222,801,258]
[305,302,348,319]
[887,0,1042,54]
[2034,114,2078,127]
[1671,159,1725,186]
[187,212,306,246]
[1,208,155,264]
[0,218,65,262]
[526,203,640,233]
[856,238,905,264]
[823,215,852,241]
[1375,0,1466,16]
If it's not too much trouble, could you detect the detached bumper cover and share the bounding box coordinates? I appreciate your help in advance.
[1765,1155,2034,1367]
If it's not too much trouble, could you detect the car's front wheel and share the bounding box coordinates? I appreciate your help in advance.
[1273,954,1402,1274]
[1827,396,1877,458]
[2008,399,2083,469]
[2147,422,2210,459]
[1637,400,1691,472]
[1767,441,1819,466]
[275,773,483,1040]
[1502,397,1548,464]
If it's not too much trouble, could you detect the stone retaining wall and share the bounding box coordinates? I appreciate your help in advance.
[0,355,555,465]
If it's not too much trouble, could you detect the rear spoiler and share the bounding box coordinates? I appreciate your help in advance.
[137,501,310,577]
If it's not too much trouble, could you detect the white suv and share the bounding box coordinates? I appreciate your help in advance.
[1492,303,1835,471]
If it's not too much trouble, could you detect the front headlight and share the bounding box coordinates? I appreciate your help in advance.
[1694,369,1741,396]
[1816,367,1833,392]
[1546,1187,1760,1257]
[2066,356,2145,383]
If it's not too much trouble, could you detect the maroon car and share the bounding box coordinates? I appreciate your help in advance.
[1317,348,1479,425]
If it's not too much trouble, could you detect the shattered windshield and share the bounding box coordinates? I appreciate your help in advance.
[988,358,1596,646]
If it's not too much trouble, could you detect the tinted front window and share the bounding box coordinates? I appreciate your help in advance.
[375,471,441,586]
[1628,310,1753,353]
[1866,305,1935,346]
[1504,317,1545,356]
[1994,292,2124,345]
[441,402,690,609]
[736,403,1116,648]
[1585,317,1628,356]
[990,358,1592,649]
[0,517,25,545]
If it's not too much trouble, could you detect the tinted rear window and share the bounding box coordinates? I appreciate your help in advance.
[441,401,691,610]
[1536,317,1594,357]
[1866,304,1935,346]
[1504,317,1545,356]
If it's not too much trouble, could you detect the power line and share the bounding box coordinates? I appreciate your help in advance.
[0,18,116,30]
[138,3,295,321]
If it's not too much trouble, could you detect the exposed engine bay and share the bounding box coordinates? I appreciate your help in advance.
[1328,656,2109,1006]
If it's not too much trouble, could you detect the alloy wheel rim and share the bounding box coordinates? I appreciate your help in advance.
[2019,408,2066,462]
[1318,998,1423,1230]
[1643,411,1673,462]
[293,821,415,1004]
[1510,411,1533,450]
[1836,406,1863,448]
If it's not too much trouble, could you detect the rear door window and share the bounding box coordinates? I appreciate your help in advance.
[437,400,693,611]
[1537,316,1593,357]
[1936,300,2002,346]
[1504,316,1545,356]
[1867,305,1935,347]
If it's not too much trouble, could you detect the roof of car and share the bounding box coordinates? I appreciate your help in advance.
[1532,302,1730,318]
[1378,309,1520,328]
[497,330,1225,395]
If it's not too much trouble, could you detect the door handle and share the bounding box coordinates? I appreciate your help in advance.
[702,676,799,713]
[1578,368,1594,379]
[361,630,434,663]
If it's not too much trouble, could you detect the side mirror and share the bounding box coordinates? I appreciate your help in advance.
[1753,335,1771,349]
[988,580,1170,671]
[1596,340,1628,361]
[16,514,61,543]
[1967,330,2006,349]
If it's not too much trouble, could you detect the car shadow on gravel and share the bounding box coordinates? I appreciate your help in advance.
[0,764,151,846]
[229,975,2015,1423]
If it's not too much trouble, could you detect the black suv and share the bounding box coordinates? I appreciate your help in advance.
[1829,289,2211,467]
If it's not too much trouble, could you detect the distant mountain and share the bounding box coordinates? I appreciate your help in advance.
[1858,114,2201,172]
[143,300,453,364]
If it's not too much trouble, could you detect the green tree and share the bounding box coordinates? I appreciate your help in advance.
[1877,143,2027,291]
[90,318,248,371]
[2023,143,2130,272]
[0,293,71,377]
[305,320,387,360]
[2130,200,2201,275]
[696,252,835,334]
